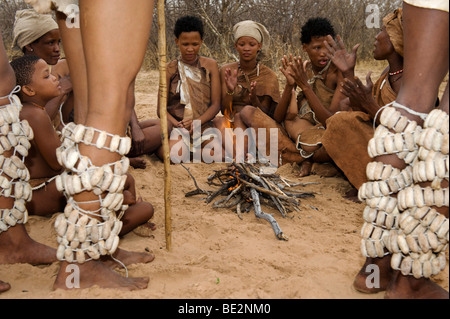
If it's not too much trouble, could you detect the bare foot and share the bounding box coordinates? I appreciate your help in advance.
[385,272,449,299]
[53,261,149,291]
[298,161,313,177]
[101,248,155,269]
[0,225,56,265]
[133,221,157,238]
[354,256,394,294]
[0,280,10,293]
[129,157,147,169]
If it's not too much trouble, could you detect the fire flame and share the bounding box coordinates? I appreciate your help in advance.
[223,101,235,130]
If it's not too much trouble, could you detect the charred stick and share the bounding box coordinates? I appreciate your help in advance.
[250,188,288,241]
[182,164,211,197]
[237,178,299,204]
[206,180,235,204]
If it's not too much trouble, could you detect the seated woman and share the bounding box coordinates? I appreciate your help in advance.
[159,16,224,163]
[12,8,72,130]
[322,9,405,197]
[219,20,281,161]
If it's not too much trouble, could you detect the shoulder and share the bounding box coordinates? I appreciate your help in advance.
[199,56,219,69]
[221,62,238,70]
[167,60,178,75]
[219,62,238,75]
[52,59,70,78]
[260,64,278,77]
[20,103,51,127]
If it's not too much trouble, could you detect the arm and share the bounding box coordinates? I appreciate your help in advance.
[157,65,182,129]
[25,108,62,172]
[47,60,73,120]
[0,34,16,98]
[220,66,238,115]
[273,55,297,123]
[324,35,360,81]
[248,81,273,115]
[129,108,146,154]
[195,60,222,126]
[341,73,380,121]
[289,56,335,125]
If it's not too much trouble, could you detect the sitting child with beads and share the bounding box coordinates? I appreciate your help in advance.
[10,55,157,238]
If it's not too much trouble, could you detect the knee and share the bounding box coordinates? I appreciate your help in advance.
[239,105,256,126]
[140,201,154,220]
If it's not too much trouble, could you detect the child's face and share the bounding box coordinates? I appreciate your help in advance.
[176,32,203,64]
[29,59,62,100]
[303,36,331,71]
[28,29,61,66]
[373,26,395,60]
[235,36,262,63]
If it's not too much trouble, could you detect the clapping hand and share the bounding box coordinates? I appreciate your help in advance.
[224,68,238,95]
[324,35,360,77]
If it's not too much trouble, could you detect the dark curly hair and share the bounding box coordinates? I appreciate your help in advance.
[301,17,336,44]
[174,16,204,39]
[10,55,41,88]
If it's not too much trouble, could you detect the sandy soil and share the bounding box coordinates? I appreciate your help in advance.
[0,68,448,300]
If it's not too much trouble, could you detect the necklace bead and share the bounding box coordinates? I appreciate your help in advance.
[389,69,404,76]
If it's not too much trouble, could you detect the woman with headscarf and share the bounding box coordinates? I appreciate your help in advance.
[12,9,62,66]
[322,8,405,195]
[219,20,281,161]
[12,9,72,129]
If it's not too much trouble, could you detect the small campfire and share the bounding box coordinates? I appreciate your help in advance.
[183,163,317,241]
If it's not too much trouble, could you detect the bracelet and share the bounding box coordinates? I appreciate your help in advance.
[226,90,235,96]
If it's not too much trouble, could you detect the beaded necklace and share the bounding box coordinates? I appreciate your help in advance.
[389,69,404,76]
[30,102,46,110]
[238,62,260,83]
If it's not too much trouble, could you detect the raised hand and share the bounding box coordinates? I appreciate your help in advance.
[249,81,261,108]
[340,72,378,117]
[324,35,360,77]
[224,68,238,94]
[280,55,296,87]
[289,55,310,90]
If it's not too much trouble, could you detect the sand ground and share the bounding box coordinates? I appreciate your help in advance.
[0,66,448,300]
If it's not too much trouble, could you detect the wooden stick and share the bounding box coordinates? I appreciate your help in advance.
[250,189,288,241]
[237,178,299,204]
[157,0,172,252]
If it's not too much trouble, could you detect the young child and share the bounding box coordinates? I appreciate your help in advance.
[159,16,225,163]
[10,55,156,238]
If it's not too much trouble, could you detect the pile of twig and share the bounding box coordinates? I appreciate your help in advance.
[183,163,317,241]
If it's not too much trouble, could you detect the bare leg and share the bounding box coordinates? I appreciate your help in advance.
[1,30,57,291]
[355,3,449,299]
[396,4,449,115]
[386,4,449,299]
[239,106,306,165]
[0,280,10,294]
[53,0,155,291]
[55,11,88,125]
[440,82,449,114]
[128,119,165,157]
